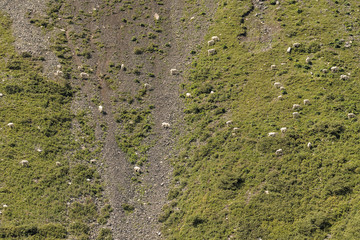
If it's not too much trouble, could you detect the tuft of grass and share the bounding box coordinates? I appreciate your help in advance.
[115,107,153,165]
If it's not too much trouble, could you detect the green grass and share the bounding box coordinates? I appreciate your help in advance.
[162,0,360,239]
[0,11,106,239]
[0,14,70,238]
[115,107,153,166]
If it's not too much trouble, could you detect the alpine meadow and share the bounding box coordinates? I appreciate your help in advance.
[1,0,360,239]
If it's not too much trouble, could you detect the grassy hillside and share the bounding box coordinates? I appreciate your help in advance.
[162,0,360,239]
[3,0,360,239]
[0,12,112,239]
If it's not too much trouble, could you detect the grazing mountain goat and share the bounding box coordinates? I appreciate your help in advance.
[162,122,170,128]
[208,49,217,56]
[276,149,283,155]
[226,120,233,126]
[134,166,141,173]
[211,36,220,42]
[280,127,287,134]
[80,72,89,79]
[154,13,160,20]
[144,83,151,89]
[348,113,356,119]
[120,64,126,71]
[331,66,339,72]
[268,132,277,137]
[274,82,281,88]
[98,105,104,113]
[54,70,63,76]
[293,112,300,118]
[293,104,301,110]
[208,40,215,46]
[170,69,179,75]
[304,99,311,105]
[20,160,29,167]
[340,75,349,80]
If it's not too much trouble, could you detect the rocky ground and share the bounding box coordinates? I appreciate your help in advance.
[0,0,59,78]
